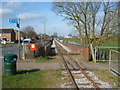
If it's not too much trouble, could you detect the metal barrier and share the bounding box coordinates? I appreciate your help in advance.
[94,46,120,61]
[109,49,120,76]
[21,41,52,59]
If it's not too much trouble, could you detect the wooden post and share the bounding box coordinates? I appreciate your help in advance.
[34,50,36,57]
[90,44,96,63]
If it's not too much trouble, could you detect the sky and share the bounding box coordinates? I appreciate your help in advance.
[0,0,118,36]
[0,1,74,36]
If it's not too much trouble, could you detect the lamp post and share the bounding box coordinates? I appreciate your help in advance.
[42,22,46,40]
[42,22,46,56]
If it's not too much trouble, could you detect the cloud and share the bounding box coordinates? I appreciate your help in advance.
[0,8,13,16]
[3,2,23,9]
[17,13,45,20]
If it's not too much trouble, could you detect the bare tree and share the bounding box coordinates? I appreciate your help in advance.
[22,26,37,39]
[52,2,118,46]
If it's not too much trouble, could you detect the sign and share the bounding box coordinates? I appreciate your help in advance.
[8,18,19,23]
[30,41,36,51]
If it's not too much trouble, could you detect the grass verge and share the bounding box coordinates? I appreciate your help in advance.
[92,70,120,88]
[2,70,62,88]
[1,43,17,47]
[60,37,119,47]
[36,56,49,62]
[36,56,58,63]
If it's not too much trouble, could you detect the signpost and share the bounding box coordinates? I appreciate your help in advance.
[8,19,19,23]
[8,18,20,60]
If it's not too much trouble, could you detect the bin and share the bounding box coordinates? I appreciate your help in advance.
[4,53,17,75]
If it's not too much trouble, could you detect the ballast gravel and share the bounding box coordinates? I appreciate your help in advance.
[60,71,112,88]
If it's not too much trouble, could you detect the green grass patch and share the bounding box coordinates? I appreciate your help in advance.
[2,43,17,47]
[36,56,58,63]
[54,70,66,77]
[36,56,49,62]
[100,38,119,47]
[2,70,62,88]
[92,70,119,88]
[60,37,119,47]
[3,70,45,88]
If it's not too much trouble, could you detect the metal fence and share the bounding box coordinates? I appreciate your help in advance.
[109,49,120,76]
[21,41,52,59]
[94,46,120,76]
[95,46,120,61]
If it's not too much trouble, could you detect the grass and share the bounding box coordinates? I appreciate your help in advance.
[1,43,17,47]
[54,70,66,77]
[36,56,49,62]
[60,38,80,44]
[60,37,119,47]
[100,38,119,47]
[2,70,62,88]
[92,70,120,88]
[36,56,58,63]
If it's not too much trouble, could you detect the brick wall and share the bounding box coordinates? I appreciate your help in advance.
[65,43,89,61]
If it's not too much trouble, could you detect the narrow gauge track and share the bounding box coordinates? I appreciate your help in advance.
[55,39,100,89]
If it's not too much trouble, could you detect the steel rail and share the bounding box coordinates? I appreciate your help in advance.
[56,42,79,90]
[66,51,100,89]
[55,39,100,89]
[66,61,76,70]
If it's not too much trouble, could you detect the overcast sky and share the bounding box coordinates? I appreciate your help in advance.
[0,1,74,36]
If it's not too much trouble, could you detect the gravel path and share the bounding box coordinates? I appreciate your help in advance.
[79,61,109,70]
[17,62,60,70]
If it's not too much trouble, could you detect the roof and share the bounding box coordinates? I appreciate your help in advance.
[0,29,15,33]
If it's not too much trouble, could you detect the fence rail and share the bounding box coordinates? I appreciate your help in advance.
[95,46,120,61]
[109,49,120,76]
[94,46,120,76]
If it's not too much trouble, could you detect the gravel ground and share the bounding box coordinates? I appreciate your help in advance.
[78,61,109,70]
[60,70,112,88]
[17,62,60,70]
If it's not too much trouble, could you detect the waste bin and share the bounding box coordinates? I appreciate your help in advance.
[4,53,17,75]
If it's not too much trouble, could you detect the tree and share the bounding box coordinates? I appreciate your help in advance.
[53,32,58,37]
[22,26,37,39]
[52,2,118,46]
[68,34,72,36]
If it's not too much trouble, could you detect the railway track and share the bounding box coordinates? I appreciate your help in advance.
[55,39,100,89]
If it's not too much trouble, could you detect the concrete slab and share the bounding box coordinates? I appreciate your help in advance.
[55,39,71,52]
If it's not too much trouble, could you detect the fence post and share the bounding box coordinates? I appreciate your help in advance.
[109,49,112,70]
[90,44,96,63]
[95,47,97,61]
[23,44,25,59]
